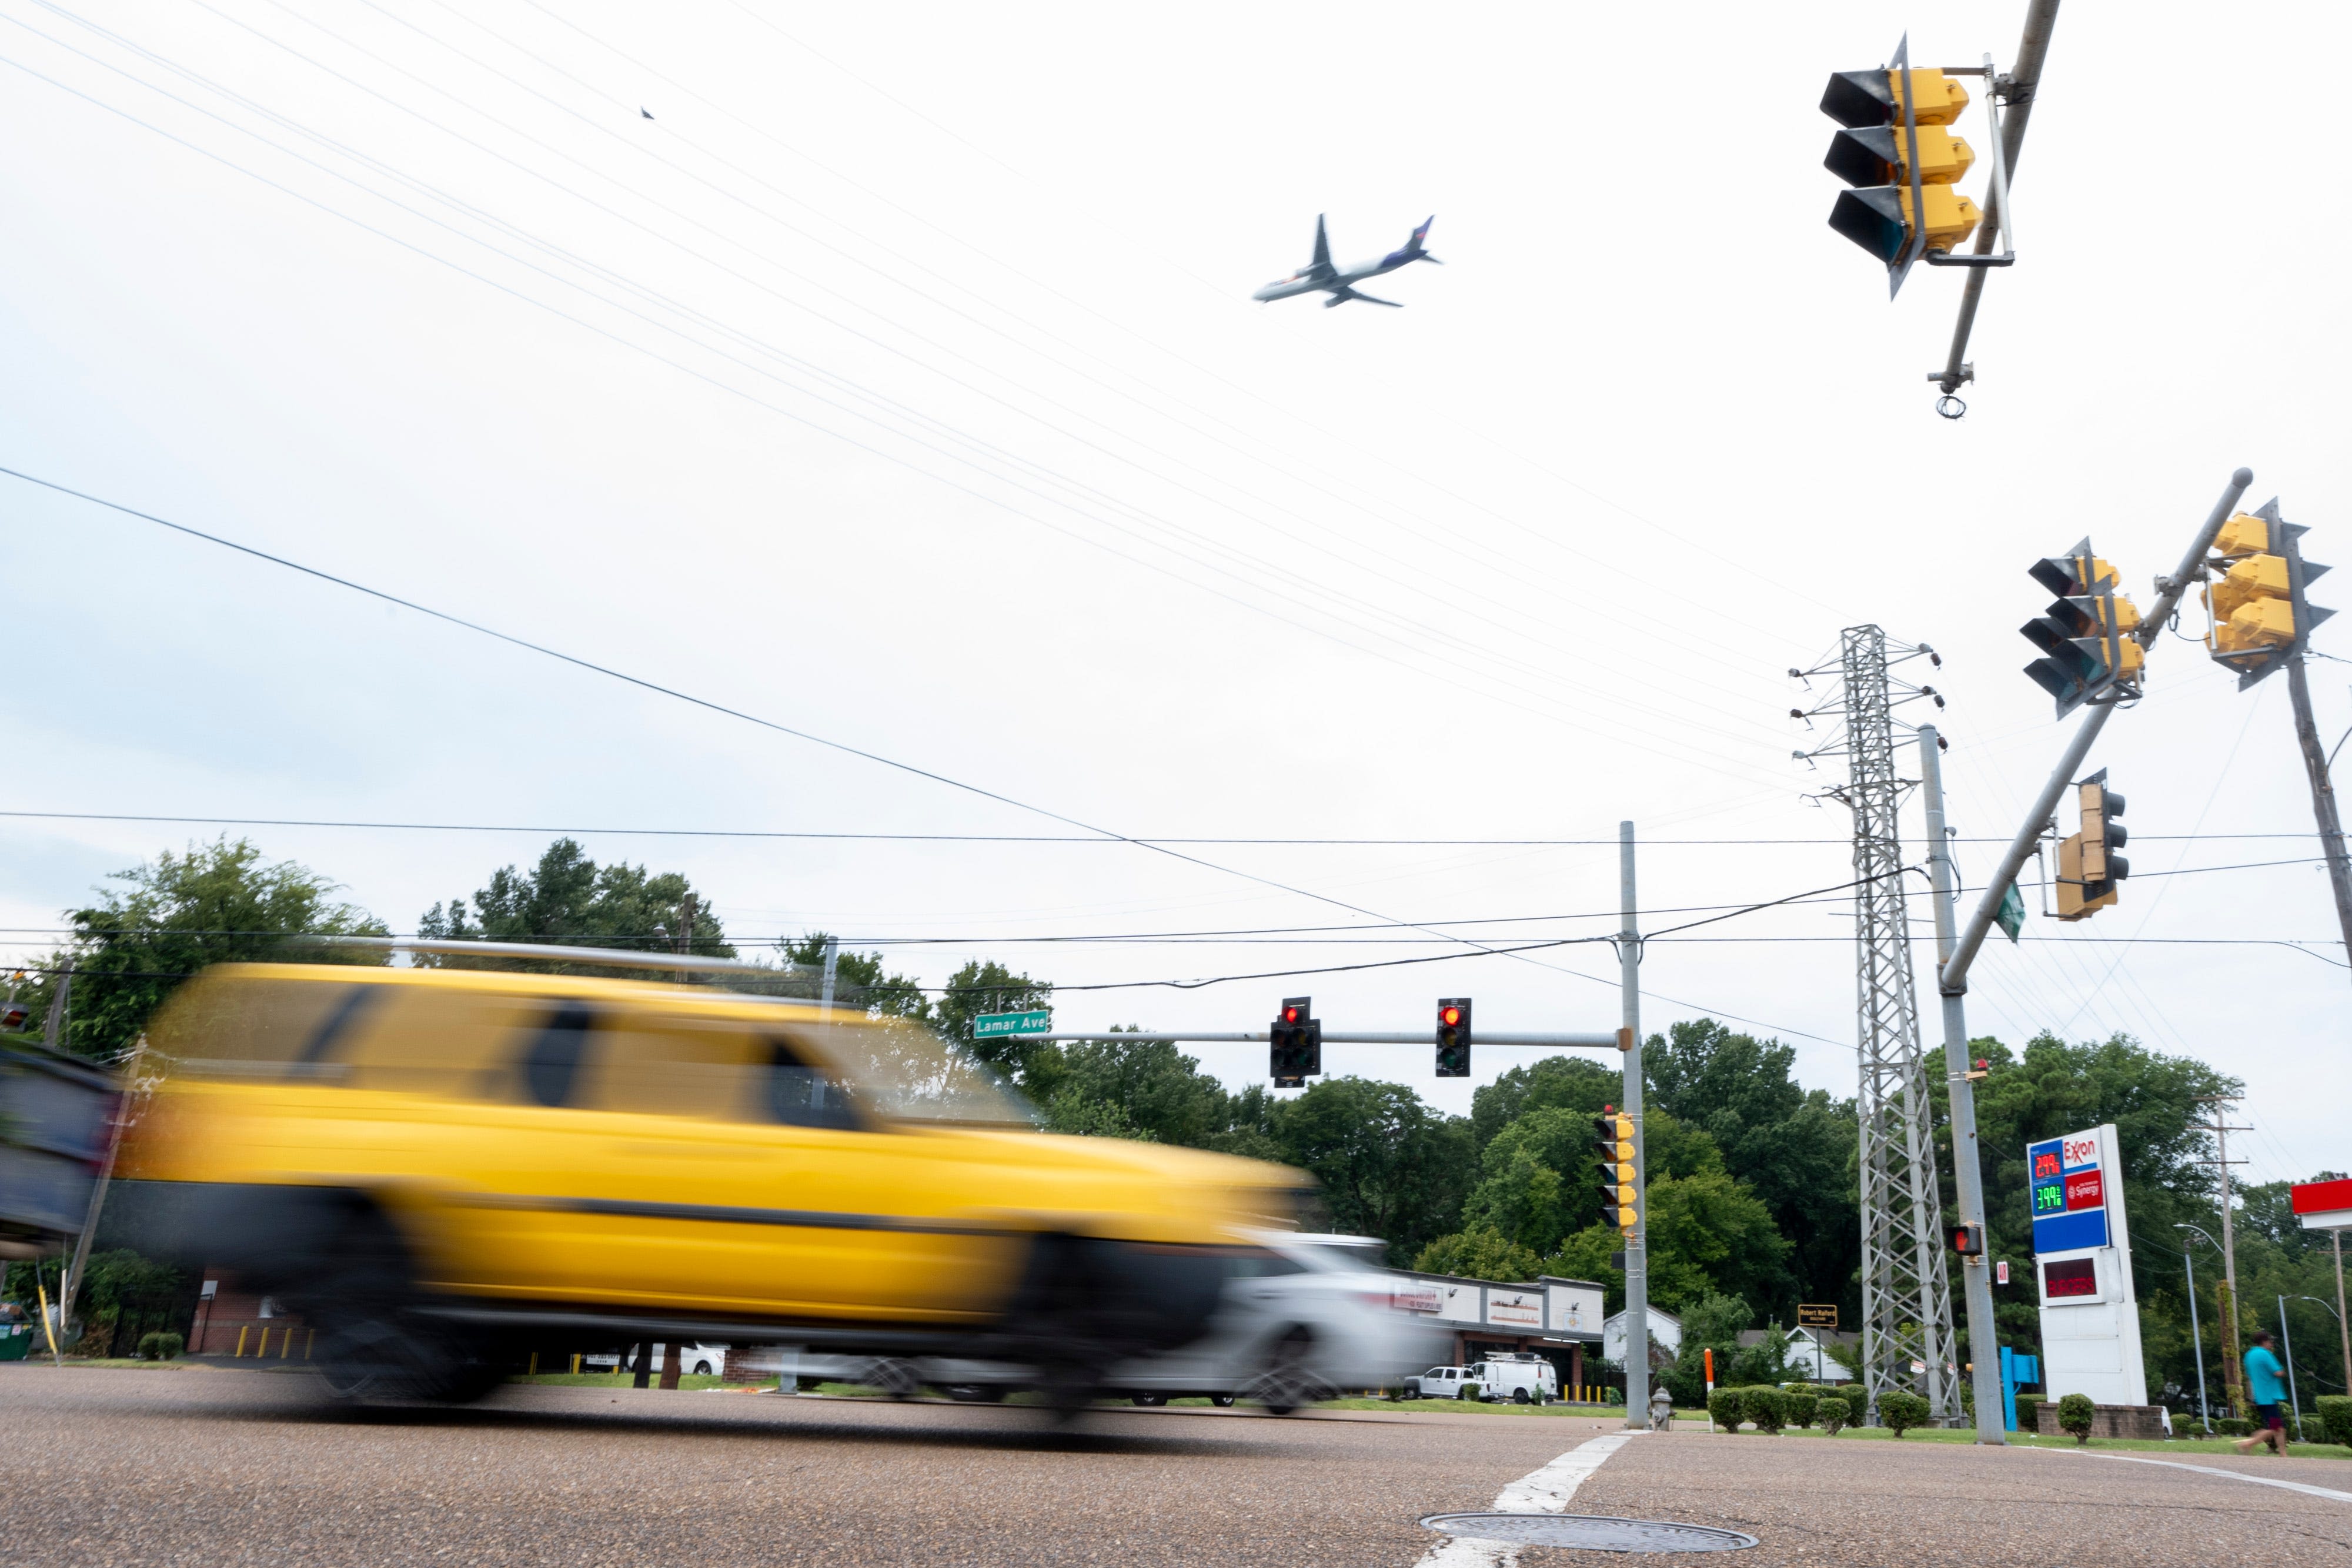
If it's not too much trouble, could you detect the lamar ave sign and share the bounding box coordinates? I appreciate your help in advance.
[972,1009,1051,1039]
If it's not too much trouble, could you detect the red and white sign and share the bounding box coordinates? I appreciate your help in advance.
[1391,1283,1442,1315]
[2063,1135,2102,1171]
[2291,1176,2352,1231]
[1486,1289,1542,1329]
[2065,1170,2105,1212]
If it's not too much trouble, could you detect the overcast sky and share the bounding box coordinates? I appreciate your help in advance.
[3,0,2344,1193]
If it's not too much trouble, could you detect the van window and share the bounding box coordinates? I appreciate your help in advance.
[522,1001,597,1108]
[765,1039,859,1130]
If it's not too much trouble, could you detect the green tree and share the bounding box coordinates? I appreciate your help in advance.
[1471,1054,1620,1153]
[929,960,1053,1084]
[21,838,387,1061]
[1272,1077,1474,1266]
[775,932,928,1020]
[419,838,734,972]
[1043,1032,1230,1148]
[1415,1226,1544,1282]
[1644,1019,1861,1327]
[1661,1291,1753,1406]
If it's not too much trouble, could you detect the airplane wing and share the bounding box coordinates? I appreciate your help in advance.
[1309,215,1334,280]
[1323,286,1402,308]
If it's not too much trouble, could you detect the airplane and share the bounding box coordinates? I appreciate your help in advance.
[1252,214,1440,308]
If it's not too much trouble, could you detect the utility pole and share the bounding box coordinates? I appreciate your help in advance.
[2283,649,2352,973]
[1618,821,1651,1429]
[820,935,840,1021]
[2181,1239,2210,1430]
[2334,1228,2350,1402]
[1919,726,2007,1443]
[2199,1095,2251,1416]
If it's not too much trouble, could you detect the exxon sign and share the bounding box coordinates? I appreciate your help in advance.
[2027,1129,2111,1252]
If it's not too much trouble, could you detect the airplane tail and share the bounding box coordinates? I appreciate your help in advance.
[1407,215,1437,255]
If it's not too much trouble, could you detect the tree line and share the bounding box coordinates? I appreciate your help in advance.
[5,836,2339,1416]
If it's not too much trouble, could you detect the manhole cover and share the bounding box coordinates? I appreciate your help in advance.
[1419,1513,1758,1554]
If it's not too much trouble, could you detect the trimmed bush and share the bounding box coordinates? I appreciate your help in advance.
[1879,1390,1929,1437]
[1783,1388,1819,1430]
[136,1331,183,1361]
[2057,1392,2096,1445]
[1741,1385,1788,1434]
[2014,1393,2047,1433]
[1706,1386,1745,1430]
[2214,1416,2251,1437]
[1818,1393,1848,1436]
[1459,1383,1483,1403]
[2316,1395,2352,1448]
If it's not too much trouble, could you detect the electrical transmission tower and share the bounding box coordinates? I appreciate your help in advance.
[1792,625,1959,1422]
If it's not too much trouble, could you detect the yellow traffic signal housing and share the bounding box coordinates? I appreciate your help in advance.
[2205,503,2334,686]
[2055,772,2127,921]
[2022,541,2146,717]
[1822,56,1982,285]
[1593,1110,1637,1232]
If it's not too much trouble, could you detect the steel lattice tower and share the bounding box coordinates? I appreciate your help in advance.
[1793,626,1957,1422]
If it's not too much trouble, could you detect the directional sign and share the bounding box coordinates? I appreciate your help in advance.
[972,1009,1051,1039]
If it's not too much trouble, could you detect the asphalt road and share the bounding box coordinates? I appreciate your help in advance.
[6,1366,2350,1566]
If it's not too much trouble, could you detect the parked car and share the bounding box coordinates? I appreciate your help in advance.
[114,959,1310,1406]
[1468,1353,1558,1405]
[928,1232,1448,1415]
[1402,1364,1479,1399]
[579,1343,731,1378]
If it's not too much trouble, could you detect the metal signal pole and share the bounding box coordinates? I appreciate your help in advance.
[2283,651,2352,973]
[1619,821,1651,1429]
[1918,725,2007,1443]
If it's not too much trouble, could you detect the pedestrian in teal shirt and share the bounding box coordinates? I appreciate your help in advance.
[2236,1330,2290,1455]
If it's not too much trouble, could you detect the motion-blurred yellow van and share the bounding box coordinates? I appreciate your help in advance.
[117,958,1304,1402]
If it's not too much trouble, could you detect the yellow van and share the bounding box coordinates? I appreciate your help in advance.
[116,959,1305,1403]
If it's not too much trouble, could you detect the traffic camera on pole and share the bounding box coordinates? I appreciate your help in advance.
[2204,502,2334,688]
[1269,997,1319,1089]
[1594,1108,1637,1234]
[2020,541,2144,718]
[1820,44,1981,296]
[1434,998,1472,1078]
[2054,770,2127,922]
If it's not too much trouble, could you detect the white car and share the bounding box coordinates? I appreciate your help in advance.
[1103,1232,1449,1413]
[1402,1364,1479,1399]
[579,1343,730,1378]
[922,1232,1448,1414]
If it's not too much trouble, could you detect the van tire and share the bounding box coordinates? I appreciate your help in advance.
[1514,1388,1532,1405]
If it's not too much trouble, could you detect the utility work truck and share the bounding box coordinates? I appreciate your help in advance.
[1468,1353,1558,1405]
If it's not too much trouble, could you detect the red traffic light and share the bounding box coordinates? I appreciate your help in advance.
[1439,1005,1461,1027]
[1282,1005,1301,1025]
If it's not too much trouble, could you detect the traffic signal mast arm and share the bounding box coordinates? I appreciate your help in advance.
[1935,0,2060,399]
[1030,1029,1621,1047]
[1939,467,2254,997]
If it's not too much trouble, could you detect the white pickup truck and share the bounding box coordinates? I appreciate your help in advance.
[1402,1364,1480,1399]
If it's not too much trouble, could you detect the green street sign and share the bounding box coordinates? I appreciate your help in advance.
[973,1009,1051,1039]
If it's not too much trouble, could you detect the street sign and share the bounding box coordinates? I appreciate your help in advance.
[971,1009,1051,1039]
[1798,1303,1839,1329]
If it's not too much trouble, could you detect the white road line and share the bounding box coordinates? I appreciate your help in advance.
[1414,1431,1643,1567]
[2068,1450,2352,1504]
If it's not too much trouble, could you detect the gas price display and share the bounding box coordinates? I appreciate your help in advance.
[2042,1256,2098,1299]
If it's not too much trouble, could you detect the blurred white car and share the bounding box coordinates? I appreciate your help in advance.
[579,1343,730,1378]
[920,1232,1446,1413]
[1106,1232,1449,1413]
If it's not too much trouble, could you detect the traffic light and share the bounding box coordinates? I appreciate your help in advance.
[1951,1222,1985,1258]
[2205,503,2335,688]
[1269,997,1319,1088]
[2020,540,2144,718]
[2055,770,2127,921]
[1594,1108,1636,1235]
[1434,997,1472,1078]
[1821,56,1981,290]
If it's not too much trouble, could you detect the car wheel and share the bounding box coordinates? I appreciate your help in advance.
[864,1358,921,1400]
[1210,1395,1237,1407]
[1130,1393,1168,1407]
[942,1385,1005,1403]
[693,1360,713,1376]
[1245,1328,1319,1417]
[1514,1388,1531,1405]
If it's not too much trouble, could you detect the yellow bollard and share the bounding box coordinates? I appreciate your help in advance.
[281,1329,292,1360]
[258,1328,272,1359]
[303,1329,314,1361]
[529,1353,539,1376]
[235,1325,249,1358]
[570,1353,582,1375]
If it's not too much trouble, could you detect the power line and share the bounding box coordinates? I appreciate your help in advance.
[1,808,2320,847]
